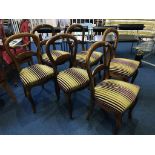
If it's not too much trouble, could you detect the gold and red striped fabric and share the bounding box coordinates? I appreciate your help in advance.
[42,50,70,64]
[57,67,89,92]
[76,51,103,65]
[110,58,140,77]
[20,64,54,87]
[95,79,140,113]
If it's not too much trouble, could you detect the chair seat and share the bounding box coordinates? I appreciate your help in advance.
[57,67,89,92]
[20,64,54,87]
[110,58,140,77]
[42,50,70,65]
[76,51,103,66]
[95,79,140,113]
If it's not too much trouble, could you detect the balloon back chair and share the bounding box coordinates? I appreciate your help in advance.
[31,24,55,51]
[32,24,71,67]
[87,43,140,134]
[4,32,59,113]
[66,24,103,69]
[56,39,112,119]
[102,28,140,83]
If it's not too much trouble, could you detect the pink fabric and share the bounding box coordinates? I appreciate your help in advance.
[20,20,30,44]
[1,48,26,64]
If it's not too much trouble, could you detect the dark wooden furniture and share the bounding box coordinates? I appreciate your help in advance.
[45,33,78,71]
[56,39,112,119]
[86,41,140,134]
[102,28,140,83]
[4,33,59,113]
[65,25,88,33]
[46,34,78,117]
[66,24,103,70]
[31,24,56,51]
[66,24,89,51]
[66,24,86,50]
[32,24,73,67]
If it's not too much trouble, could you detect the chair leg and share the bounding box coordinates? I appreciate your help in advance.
[131,70,139,83]
[54,79,60,101]
[65,93,73,119]
[113,112,122,134]
[128,98,138,120]
[0,80,17,103]
[25,88,36,113]
[86,96,95,120]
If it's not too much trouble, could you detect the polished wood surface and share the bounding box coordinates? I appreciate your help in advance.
[4,33,60,113]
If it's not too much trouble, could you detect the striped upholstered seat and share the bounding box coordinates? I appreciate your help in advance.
[20,64,54,87]
[42,50,70,65]
[95,79,140,113]
[110,58,140,77]
[76,51,103,66]
[57,67,89,93]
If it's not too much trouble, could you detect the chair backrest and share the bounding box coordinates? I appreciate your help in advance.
[102,28,119,58]
[66,24,86,51]
[4,33,41,72]
[85,41,112,92]
[32,24,54,44]
[45,33,78,71]
[86,41,112,76]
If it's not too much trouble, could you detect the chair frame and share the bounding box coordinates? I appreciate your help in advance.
[66,24,103,72]
[102,28,139,83]
[46,33,80,118]
[31,24,63,52]
[4,32,59,113]
[87,41,139,134]
[56,38,112,119]
[66,24,86,50]
[32,24,72,67]
[45,33,78,73]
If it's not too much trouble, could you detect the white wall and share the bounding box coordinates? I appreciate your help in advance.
[45,19,70,27]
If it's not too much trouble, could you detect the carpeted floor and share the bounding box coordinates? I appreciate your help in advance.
[0,42,155,135]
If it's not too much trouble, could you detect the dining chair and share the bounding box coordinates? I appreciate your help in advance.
[4,32,59,113]
[32,24,71,67]
[86,41,140,134]
[66,24,103,69]
[56,38,112,119]
[102,28,140,83]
